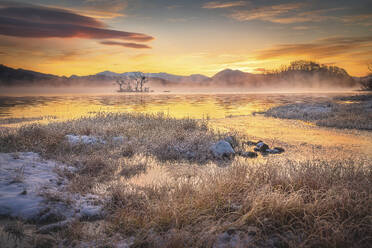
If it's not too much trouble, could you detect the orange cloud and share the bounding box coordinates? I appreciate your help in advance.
[255,36,372,60]
[226,3,342,24]
[76,0,127,19]
[341,13,372,25]
[228,3,305,22]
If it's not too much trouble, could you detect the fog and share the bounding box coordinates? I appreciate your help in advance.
[0,72,362,96]
[1,60,364,95]
[0,84,360,97]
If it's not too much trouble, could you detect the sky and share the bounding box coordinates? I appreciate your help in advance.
[0,0,371,77]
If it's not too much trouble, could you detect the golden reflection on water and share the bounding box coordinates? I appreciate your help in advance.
[1,93,371,158]
[0,94,280,125]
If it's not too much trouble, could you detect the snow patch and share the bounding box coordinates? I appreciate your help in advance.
[66,135,126,145]
[0,152,104,226]
[0,152,61,220]
[66,135,106,145]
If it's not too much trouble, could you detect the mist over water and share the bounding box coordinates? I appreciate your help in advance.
[1,91,371,158]
[0,91,358,122]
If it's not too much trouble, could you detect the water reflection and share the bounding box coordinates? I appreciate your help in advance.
[0,92,371,158]
[0,93,354,122]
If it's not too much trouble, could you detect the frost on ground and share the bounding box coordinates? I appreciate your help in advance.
[264,103,333,121]
[0,152,103,229]
[65,134,106,145]
[263,96,372,130]
[66,134,125,145]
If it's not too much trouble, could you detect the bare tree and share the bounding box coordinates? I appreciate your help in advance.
[140,74,148,92]
[116,78,125,91]
[116,76,131,92]
[132,72,148,92]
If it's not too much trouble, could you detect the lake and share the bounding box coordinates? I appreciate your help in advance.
[1,92,371,160]
[0,92,353,121]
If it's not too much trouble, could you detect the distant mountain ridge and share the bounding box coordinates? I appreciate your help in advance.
[0,62,362,89]
[0,64,213,86]
[0,64,60,86]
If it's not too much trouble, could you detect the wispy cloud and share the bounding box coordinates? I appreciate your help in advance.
[254,36,372,60]
[226,3,345,24]
[202,1,246,9]
[100,40,151,49]
[0,3,153,42]
[292,25,311,30]
[83,0,127,12]
[227,3,314,23]
[340,13,372,25]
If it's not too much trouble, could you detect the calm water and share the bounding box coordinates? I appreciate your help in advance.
[1,92,371,159]
[0,93,344,122]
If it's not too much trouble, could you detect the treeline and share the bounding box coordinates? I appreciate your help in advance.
[360,63,372,91]
[263,60,357,88]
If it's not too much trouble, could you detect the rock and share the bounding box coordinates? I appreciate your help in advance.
[267,149,279,154]
[267,147,285,154]
[224,136,238,148]
[210,140,235,159]
[240,151,258,158]
[244,141,258,146]
[255,142,269,153]
[274,147,285,153]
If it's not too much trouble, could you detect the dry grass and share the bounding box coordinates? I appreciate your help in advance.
[105,159,372,247]
[0,112,371,247]
[0,112,227,194]
[264,94,372,130]
[0,112,214,161]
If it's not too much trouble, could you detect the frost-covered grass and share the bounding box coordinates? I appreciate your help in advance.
[0,113,228,195]
[264,94,372,130]
[0,112,371,247]
[106,159,372,248]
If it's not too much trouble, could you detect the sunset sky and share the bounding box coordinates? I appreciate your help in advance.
[0,0,371,77]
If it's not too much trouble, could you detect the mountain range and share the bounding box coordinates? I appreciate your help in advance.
[0,64,252,87]
[0,64,363,89]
